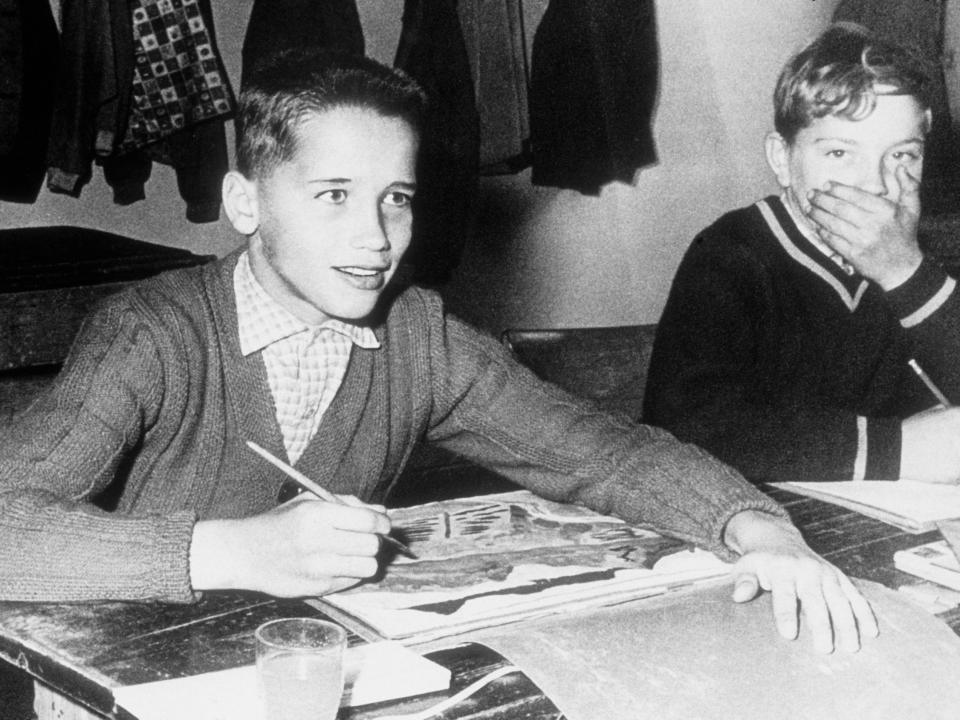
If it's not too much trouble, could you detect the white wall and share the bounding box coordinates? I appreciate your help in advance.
[2,1,840,332]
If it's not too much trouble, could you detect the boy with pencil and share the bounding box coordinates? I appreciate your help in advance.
[0,49,874,653]
[645,23,960,486]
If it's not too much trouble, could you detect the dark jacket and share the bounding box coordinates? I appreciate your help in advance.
[530,0,659,194]
[0,0,59,203]
[46,0,231,223]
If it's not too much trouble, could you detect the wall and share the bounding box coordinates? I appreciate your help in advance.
[443,0,842,332]
[1,0,839,332]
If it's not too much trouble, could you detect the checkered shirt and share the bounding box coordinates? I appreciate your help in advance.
[234,253,379,464]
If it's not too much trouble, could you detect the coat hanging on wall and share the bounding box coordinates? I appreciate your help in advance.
[0,0,58,204]
[529,0,659,195]
[395,0,481,286]
[46,0,234,223]
[241,0,364,84]
[457,0,531,174]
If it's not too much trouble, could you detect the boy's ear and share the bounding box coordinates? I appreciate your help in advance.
[764,131,792,189]
[222,171,260,236]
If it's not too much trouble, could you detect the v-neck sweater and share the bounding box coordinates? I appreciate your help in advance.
[0,251,783,603]
[644,195,960,483]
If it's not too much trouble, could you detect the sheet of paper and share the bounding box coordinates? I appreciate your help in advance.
[895,539,960,592]
[897,580,960,614]
[313,490,730,643]
[937,517,960,560]
[468,580,960,720]
[771,480,960,532]
[113,641,450,720]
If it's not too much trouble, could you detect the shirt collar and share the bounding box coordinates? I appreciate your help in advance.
[234,251,380,356]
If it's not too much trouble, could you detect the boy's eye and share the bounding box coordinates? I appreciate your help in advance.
[826,149,846,159]
[383,191,412,208]
[317,189,347,203]
[891,150,920,162]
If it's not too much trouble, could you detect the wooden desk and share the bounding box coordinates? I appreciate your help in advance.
[2,487,958,720]
[0,592,562,720]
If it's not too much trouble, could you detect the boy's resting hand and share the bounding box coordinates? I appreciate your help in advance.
[190,494,390,597]
[723,510,878,653]
[806,167,922,290]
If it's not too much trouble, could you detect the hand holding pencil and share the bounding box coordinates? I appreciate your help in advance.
[246,441,416,559]
[189,472,394,598]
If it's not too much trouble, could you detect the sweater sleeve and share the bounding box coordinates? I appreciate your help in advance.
[412,294,786,561]
[0,296,197,603]
[643,233,901,484]
[885,256,960,404]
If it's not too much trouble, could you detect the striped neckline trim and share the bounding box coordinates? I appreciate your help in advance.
[757,198,869,312]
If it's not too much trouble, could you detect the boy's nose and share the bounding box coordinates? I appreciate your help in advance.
[350,208,390,250]
[858,159,891,197]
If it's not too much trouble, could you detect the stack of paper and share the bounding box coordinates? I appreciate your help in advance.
[771,481,960,533]
[894,540,960,591]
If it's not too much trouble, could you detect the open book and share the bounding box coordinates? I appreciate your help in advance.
[309,491,730,645]
[770,481,960,533]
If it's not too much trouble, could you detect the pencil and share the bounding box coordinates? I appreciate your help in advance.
[908,359,952,408]
[245,440,417,559]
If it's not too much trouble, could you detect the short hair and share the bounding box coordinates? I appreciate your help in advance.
[235,49,427,179]
[774,22,932,144]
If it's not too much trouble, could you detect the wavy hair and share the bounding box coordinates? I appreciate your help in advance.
[774,22,931,143]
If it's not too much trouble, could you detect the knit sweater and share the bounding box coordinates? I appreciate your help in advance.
[0,252,783,603]
[644,195,960,484]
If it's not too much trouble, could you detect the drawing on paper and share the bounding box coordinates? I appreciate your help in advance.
[311,491,729,643]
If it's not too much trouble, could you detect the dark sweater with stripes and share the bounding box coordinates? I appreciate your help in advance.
[644,195,960,484]
[0,251,781,603]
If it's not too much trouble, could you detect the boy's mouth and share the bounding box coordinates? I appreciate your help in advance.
[337,267,387,277]
[336,265,389,289]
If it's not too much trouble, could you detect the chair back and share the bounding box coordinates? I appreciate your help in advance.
[501,324,656,418]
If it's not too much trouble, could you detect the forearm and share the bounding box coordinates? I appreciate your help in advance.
[0,295,187,601]
[647,363,902,483]
[0,421,196,602]
[428,339,786,558]
[439,414,787,561]
[566,420,790,561]
[190,518,239,591]
[701,403,901,483]
[0,489,196,602]
[886,256,960,401]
